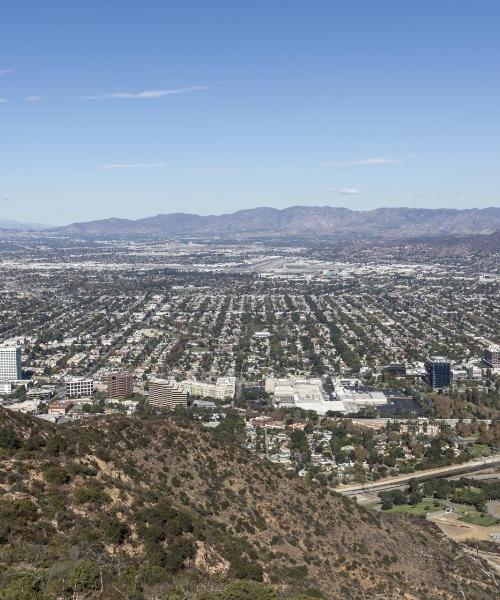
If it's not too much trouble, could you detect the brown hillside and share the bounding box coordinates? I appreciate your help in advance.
[0,408,497,599]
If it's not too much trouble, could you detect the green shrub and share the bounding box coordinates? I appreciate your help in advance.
[67,559,100,592]
[45,435,67,456]
[229,555,264,581]
[140,503,194,541]
[138,565,167,585]
[0,427,20,450]
[204,580,277,600]
[283,565,308,580]
[24,435,46,451]
[73,483,108,505]
[99,515,129,544]
[42,465,69,486]
[288,596,324,600]
[0,498,39,539]
[0,572,48,600]
[163,537,195,573]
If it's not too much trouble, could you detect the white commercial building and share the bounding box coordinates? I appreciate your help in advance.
[0,344,22,382]
[266,377,338,414]
[265,376,387,415]
[180,377,236,400]
[332,379,388,413]
[65,377,94,398]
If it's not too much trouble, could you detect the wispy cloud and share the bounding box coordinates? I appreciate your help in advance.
[101,162,168,170]
[0,68,14,78]
[0,98,8,104]
[25,95,46,102]
[323,157,402,168]
[183,167,233,173]
[324,187,360,195]
[338,187,360,195]
[83,86,208,100]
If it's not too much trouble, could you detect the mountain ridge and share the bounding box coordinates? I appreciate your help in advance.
[51,206,500,239]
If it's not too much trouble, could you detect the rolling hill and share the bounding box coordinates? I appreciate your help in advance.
[0,407,497,599]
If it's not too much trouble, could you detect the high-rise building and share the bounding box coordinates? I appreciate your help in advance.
[148,378,188,410]
[0,344,22,381]
[103,371,134,398]
[484,344,500,369]
[425,356,451,389]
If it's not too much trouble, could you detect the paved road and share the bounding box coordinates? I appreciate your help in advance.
[336,454,500,497]
[350,417,492,427]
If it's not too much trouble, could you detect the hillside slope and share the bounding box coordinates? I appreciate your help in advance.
[52,206,500,239]
[0,408,497,599]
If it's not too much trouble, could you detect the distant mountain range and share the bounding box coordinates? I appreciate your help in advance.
[0,218,49,231]
[52,206,500,239]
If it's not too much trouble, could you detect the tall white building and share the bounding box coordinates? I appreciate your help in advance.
[0,345,22,381]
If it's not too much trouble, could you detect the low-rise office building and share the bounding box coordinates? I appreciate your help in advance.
[65,377,94,398]
[48,400,73,416]
[180,376,236,400]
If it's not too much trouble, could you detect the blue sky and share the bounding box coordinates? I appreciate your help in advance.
[1,1,499,225]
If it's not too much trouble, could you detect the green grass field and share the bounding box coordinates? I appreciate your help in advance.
[387,500,445,517]
[458,510,499,527]
[468,443,492,457]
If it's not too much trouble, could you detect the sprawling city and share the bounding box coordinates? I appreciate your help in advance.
[1,2,500,599]
[1,233,499,579]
